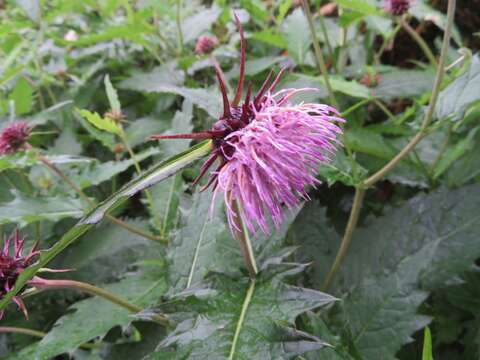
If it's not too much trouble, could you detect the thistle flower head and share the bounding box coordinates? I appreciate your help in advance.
[195,35,219,55]
[0,121,30,155]
[150,14,344,235]
[384,0,412,15]
[0,229,39,319]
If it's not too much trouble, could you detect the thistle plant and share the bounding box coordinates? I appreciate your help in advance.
[0,121,30,155]
[150,15,344,237]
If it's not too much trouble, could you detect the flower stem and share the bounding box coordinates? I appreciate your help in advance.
[400,17,438,69]
[322,186,365,290]
[231,199,258,279]
[0,326,99,349]
[30,278,169,326]
[365,0,455,187]
[37,152,165,243]
[176,0,184,55]
[302,0,338,107]
[322,0,456,290]
[228,278,255,360]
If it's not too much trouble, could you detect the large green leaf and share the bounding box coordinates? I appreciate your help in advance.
[436,55,480,121]
[34,271,167,360]
[0,190,85,226]
[147,268,336,359]
[167,192,239,292]
[58,219,162,284]
[0,140,213,312]
[181,6,221,43]
[373,69,435,100]
[340,244,433,360]
[281,8,311,65]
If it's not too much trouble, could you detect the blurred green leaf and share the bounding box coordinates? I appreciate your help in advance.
[422,327,433,360]
[34,271,167,360]
[181,6,221,43]
[77,109,122,136]
[9,77,33,115]
[104,74,121,113]
[0,190,85,226]
[282,8,311,65]
[436,55,480,121]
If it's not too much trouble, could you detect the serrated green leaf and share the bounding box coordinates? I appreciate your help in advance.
[345,127,398,160]
[149,270,336,359]
[77,109,122,136]
[104,74,121,113]
[0,190,85,226]
[34,271,167,360]
[341,244,433,360]
[0,140,213,312]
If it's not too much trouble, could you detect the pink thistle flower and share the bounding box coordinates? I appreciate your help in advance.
[384,0,412,15]
[0,121,30,155]
[195,35,219,55]
[0,229,39,319]
[150,15,344,235]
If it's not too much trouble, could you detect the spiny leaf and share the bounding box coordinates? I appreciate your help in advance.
[34,271,167,360]
[150,269,337,359]
[77,109,122,136]
[0,190,85,226]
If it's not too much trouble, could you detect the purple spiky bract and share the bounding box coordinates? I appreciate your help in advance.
[215,89,343,234]
[0,229,39,319]
[0,121,30,155]
[384,0,412,15]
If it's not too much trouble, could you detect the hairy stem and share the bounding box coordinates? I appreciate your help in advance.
[322,187,365,290]
[0,326,99,349]
[302,0,338,107]
[231,200,258,279]
[30,279,169,326]
[401,18,438,69]
[37,153,165,243]
[228,279,255,360]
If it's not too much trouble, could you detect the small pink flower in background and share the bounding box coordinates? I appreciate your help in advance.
[384,0,412,15]
[195,35,219,55]
[0,229,39,319]
[0,121,30,155]
[151,15,344,235]
[64,29,79,42]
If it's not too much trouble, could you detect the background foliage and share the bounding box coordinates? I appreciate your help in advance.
[0,0,479,359]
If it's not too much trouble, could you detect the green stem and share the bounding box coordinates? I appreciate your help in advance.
[176,0,184,55]
[365,0,455,187]
[0,326,99,349]
[317,10,334,63]
[228,279,256,360]
[231,199,258,279]
[301,0,338,107]
[373,98,396,121]
[400,17,438,69]
[322,0,456,289]
[322,186,365,290]
[32,279,169,326]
